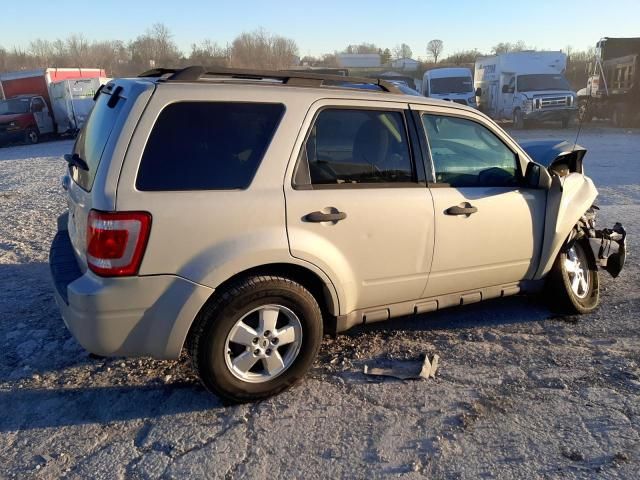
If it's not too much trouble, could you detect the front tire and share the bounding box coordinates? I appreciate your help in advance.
[546,239,599,314]
[189,275,323,403]
[25,128,39,145]
[513,109,525,129]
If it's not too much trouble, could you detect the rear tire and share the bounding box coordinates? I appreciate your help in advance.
[25,128,39,145]
[546,239,599,314]
[188,275,323,403]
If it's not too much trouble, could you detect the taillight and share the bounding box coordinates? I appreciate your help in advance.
[86,210,152,277]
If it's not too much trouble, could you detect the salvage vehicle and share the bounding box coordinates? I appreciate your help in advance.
[49,67,627,402]
[475,51,577,128]
[0,68,106,146]
[577,37,640,127]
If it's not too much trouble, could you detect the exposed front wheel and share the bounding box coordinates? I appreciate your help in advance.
[546,239,599,314]
[188,275,323,403]
[25,128,39,145]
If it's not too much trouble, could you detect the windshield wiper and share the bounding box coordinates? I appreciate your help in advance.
[64,153,89,171]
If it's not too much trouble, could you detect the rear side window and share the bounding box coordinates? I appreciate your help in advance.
[71,87,125,191]
[136,102,284,191]
[293,109,414,187]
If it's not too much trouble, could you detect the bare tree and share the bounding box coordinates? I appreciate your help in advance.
[491,40,528,54]
[344,43,378,54]
[189,40,229,67]
[443,49,483,65]
[230,30,298,70]
[393,43,413,60]
[427,39,444,63]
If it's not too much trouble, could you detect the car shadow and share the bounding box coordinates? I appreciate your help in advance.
[0,382,223,432]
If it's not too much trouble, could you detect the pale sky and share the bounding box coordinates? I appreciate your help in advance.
[2,0,639,58]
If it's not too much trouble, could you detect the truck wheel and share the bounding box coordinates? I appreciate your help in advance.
[25,128,39,145]
[546,239,599,314]
[188,275,323,403]
[578,100,591,123]
[512,109,525,129]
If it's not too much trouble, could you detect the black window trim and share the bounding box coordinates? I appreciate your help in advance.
[135,100,286,192]
[291,105,426,191]
[412,110,526,188]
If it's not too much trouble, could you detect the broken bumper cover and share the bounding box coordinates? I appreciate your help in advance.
[590,223,627,278]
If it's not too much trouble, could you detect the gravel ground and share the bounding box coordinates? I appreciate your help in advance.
[0,125,639,479]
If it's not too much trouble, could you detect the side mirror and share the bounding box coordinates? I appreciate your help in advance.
[525,162,552,190]
[475,87,482,97]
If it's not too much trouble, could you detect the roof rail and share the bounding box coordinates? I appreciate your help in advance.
[137,65,403,94]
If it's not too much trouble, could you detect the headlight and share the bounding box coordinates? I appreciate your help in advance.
[523,99,533,112]
[568,95,575,106]
[467,96,477,105]
[7,121,20,131]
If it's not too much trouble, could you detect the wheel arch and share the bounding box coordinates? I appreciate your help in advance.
[184,262,340,350]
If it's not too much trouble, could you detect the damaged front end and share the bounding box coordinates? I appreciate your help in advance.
[569,207,627,278]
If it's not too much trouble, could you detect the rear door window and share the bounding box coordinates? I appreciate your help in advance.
[136,102,284,191]
[71,87,125,191]
[293,108,415,187]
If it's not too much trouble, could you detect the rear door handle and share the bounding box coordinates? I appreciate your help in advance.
[304,210,347,222]
[445,204,478,216]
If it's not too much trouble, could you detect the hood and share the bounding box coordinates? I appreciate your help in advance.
[519,139,587,174]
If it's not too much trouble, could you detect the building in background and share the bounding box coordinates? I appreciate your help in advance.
[337,54,381,69]
[390,58,419,71]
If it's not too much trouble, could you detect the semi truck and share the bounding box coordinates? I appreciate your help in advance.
[0,68,106,146]
[577,37,640,127]
[475,51,577,128]
[421,68,477,107]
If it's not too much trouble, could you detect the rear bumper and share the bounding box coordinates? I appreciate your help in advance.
[49,227,213,359]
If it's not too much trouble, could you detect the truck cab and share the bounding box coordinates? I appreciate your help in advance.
[0,94,54,146]
[422,68,478,108]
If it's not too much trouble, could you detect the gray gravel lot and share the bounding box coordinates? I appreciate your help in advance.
[0,125,639,479]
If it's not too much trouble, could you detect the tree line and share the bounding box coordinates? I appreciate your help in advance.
[0,24,594,89]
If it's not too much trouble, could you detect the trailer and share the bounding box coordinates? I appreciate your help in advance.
[0,68,106,146]
[578,37,640,127]
[475,51,577,128]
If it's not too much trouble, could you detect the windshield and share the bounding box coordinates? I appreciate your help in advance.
[0,98,30,115]
[517,74,571,92]
[430,77,473,94]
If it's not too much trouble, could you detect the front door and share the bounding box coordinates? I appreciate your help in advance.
[31,97,54,134]
[411,107,546,297]
[500,74,516,119]
[285,101,435,314]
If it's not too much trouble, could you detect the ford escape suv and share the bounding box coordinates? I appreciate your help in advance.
[49,66,627,402]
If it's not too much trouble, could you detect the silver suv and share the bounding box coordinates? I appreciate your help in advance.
[49,67,627,402]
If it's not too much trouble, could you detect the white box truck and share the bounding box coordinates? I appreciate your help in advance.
[474,51,577,128]
[422,68,478,108]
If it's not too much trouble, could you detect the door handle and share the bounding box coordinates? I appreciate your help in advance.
[304,210,347,223]
[445,203,478,216]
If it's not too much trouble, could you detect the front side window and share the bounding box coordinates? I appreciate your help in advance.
[422,115,519,187]
[294,109,414,187]
[137,102,284,191]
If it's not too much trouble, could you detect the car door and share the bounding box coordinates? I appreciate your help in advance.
[31,97,54,134]
[284,100,435,315]
[410,104,546,298]
[500,75,516,119]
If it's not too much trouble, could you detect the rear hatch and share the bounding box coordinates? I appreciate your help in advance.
[65,79,154,270]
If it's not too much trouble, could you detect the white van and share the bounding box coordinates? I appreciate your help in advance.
[421,68,477,108]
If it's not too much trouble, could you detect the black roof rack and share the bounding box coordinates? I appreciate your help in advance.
[137,65,403,94]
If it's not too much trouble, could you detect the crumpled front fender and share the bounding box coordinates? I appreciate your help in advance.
[534,173,598,279]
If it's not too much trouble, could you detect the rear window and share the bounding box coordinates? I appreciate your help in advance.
[71,87,125,191]
[136,102,285,191]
